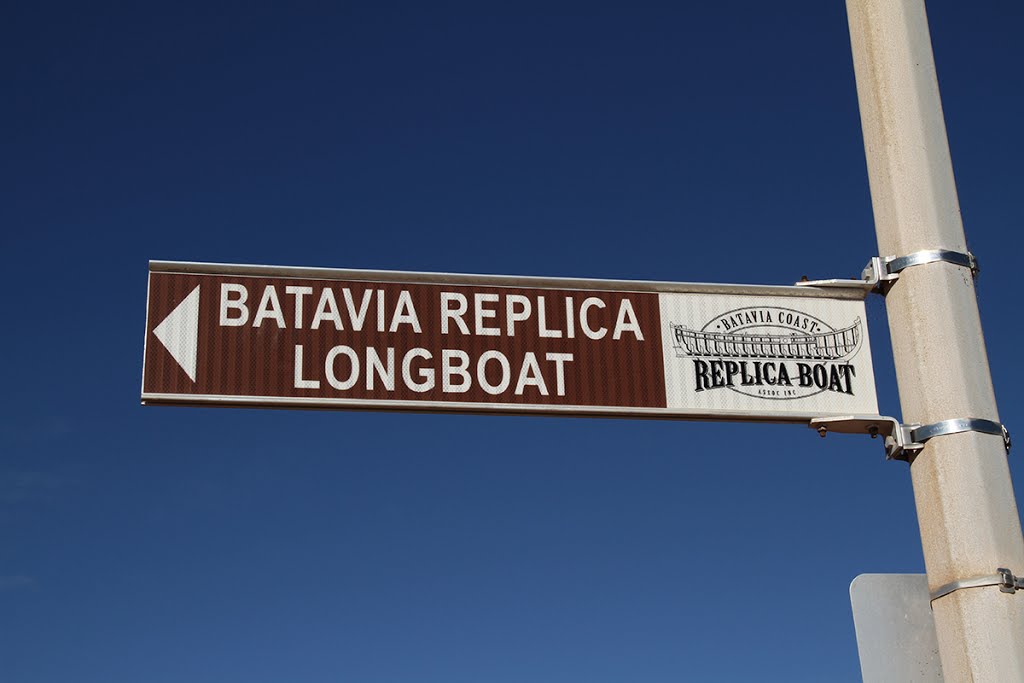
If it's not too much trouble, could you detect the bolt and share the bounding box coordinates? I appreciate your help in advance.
[869,425,879,439]
[818,426,828,438]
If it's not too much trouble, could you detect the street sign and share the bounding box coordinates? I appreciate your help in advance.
[850,574,943,681]
[142,261,878,421]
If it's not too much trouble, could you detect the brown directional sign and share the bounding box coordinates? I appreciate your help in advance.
[142,261,879,421]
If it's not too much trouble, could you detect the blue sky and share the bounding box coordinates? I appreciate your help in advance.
[3,1,1023,681]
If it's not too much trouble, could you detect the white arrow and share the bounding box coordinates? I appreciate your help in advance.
[153,285,200,382]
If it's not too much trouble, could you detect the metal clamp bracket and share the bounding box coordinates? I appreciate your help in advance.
[887,248,978,277]
[809,415,1011,462]
[930,568,1024,604]
[912,418,1011,454]
[795,249,978,296]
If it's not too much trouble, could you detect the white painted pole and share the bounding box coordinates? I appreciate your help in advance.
[845,0,1024,678]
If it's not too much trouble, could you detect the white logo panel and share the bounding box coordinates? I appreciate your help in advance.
[658,293,878,417]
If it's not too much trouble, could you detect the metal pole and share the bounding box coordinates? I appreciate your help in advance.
[845,0,1024,678]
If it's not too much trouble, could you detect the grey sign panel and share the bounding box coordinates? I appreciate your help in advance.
[850,574,942,681]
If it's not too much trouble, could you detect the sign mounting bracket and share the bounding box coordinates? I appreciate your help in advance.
[795,249,978,296]
[810,415,1011,462]
[810,415,921,461]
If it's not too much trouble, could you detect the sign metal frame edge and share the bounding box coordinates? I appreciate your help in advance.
[149,260,870,300]
[140,391,855,423]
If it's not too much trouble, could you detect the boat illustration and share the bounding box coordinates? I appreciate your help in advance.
[671,318,861,361]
